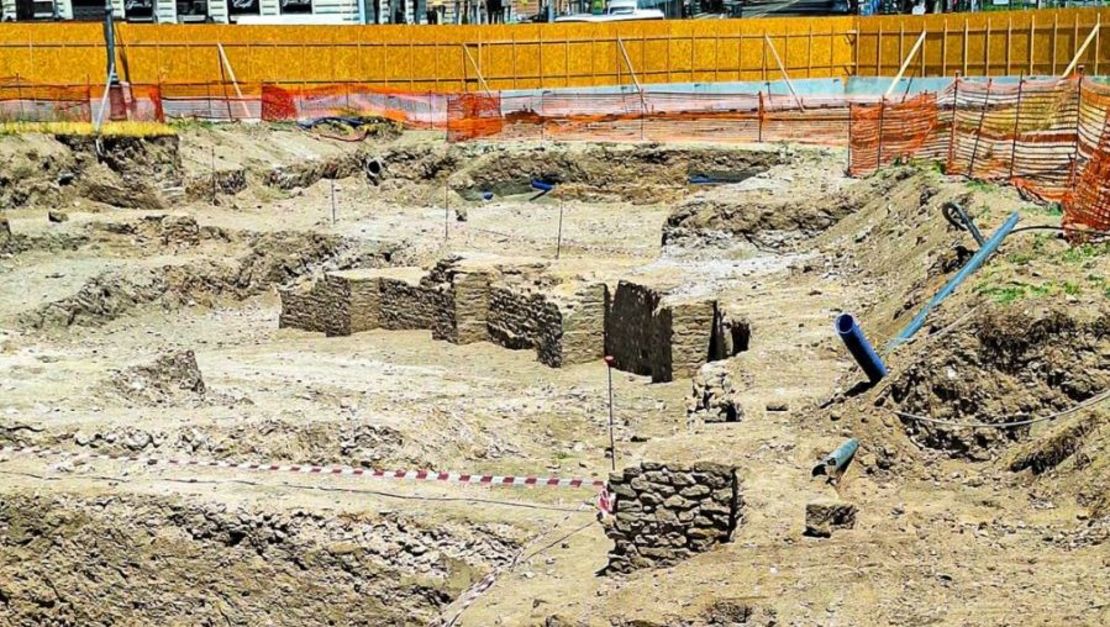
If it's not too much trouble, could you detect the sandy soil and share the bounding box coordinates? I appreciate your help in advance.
[1,128,1107,626]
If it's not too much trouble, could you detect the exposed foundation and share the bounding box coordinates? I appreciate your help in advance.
[278,267,430,337]
[605,280,747,383]
[280,262,746,380]
[604,461,743,573]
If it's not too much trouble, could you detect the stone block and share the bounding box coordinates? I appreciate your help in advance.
[804,500,857,538]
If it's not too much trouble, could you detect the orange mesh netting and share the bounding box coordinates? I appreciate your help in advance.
[848,93,940,176]
[3,75,1110,232]
[1064,82,1110,232]
[0,78,91,122]
[447,93,502,142]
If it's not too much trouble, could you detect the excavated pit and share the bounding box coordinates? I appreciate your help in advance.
[4,126,1109,625]
[0,492,523,626]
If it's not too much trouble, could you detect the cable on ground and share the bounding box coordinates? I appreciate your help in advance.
[893,387,1110,429]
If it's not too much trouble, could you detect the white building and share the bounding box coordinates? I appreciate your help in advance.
[0,0,438,24]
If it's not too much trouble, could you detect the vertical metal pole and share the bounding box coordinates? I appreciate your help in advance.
[331,178,337,225]
[555,201,563,260]
[757,90,764,143]
[948,72,960,173]
[968,78,993,179]
[606,356,616,471]
[876,98,886,172]
[210,147,217,205]
[1008,74,1024,181]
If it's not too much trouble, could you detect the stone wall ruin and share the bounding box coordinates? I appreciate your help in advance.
[605,280,750,382]
[604,461,742,573]
[279,261,748,381]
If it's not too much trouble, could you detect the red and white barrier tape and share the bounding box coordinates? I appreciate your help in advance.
[0,444,605,490]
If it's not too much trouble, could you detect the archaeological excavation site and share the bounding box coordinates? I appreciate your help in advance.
[3,8,1110,627]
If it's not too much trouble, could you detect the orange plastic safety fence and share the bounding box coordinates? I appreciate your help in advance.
[447,93,503,142]
[0,77,91,122]
[1065,82,1110,232]
[848,93,939,176]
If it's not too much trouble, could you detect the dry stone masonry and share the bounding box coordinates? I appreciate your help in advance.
[278,267,431,337]
[687,361,752,425]
[605,461,742,573]
[804,500,857,538]
[606,280,749,382]
[279,257,746,380]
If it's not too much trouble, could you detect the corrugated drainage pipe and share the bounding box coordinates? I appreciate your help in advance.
[836,313,887,384]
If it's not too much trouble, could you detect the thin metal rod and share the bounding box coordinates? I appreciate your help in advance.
[555,201,563,260]
[330,178,337,225]
[444,181,449,241]
[607,363,616,471]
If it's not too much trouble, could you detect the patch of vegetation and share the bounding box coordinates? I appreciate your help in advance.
[1028,202,1064,217]
[977,281,1053,304]
[0,121,175,137]
[1060,242,1110,264]
[966,179,999,193]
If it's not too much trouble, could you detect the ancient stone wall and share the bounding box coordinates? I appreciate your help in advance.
[657,299,717,382]
[605,461,742,573]
[541,283,607,367]
[605,281,662,377]
[486,281,607,368]
[606,281,725,383]
[427,258,493,345]
[280,268,430,336]
[378,277,436,330]
[486,286,560,353]
[278,281,337,335]
[279,263,734,380]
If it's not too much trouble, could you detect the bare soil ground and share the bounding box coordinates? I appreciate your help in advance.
[1,127,1107,626]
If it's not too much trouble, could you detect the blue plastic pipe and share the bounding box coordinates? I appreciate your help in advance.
[813,438,860,477]
[530,179,554,192]
[889,211,1019,349]
[481,191,493,201]
[836,313,887,384]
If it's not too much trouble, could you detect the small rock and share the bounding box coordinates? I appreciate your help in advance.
[766,402,789,412]
[47,210,69,223]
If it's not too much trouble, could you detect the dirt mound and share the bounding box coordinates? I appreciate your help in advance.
[101,350,206,406]
[662,161,892,251]
[58,134,183,209]
[448,144,779,205]
[21,230,349,329]
[0,133,182,210]
[0,493,521,626]
[879,304,1110,460]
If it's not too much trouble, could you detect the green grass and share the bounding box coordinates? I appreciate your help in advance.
[966,179,999,193]
[0,121,176,137]
[1028,202,1065,217]
[977,281,1054,304]
[1061,242,1110,264]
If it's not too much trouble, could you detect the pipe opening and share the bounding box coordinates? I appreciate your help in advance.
[835,313,856,336]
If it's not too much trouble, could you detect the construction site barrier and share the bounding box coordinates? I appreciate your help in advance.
[2,76,1108,235]
[1,8,1108,91]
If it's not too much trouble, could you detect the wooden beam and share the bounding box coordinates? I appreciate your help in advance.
[1061,16,1101,78]
[617,36,646,113]
[462,44,493,96]
[764,34,804,111]
[217,43,253,123]
[885,30,926,99]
